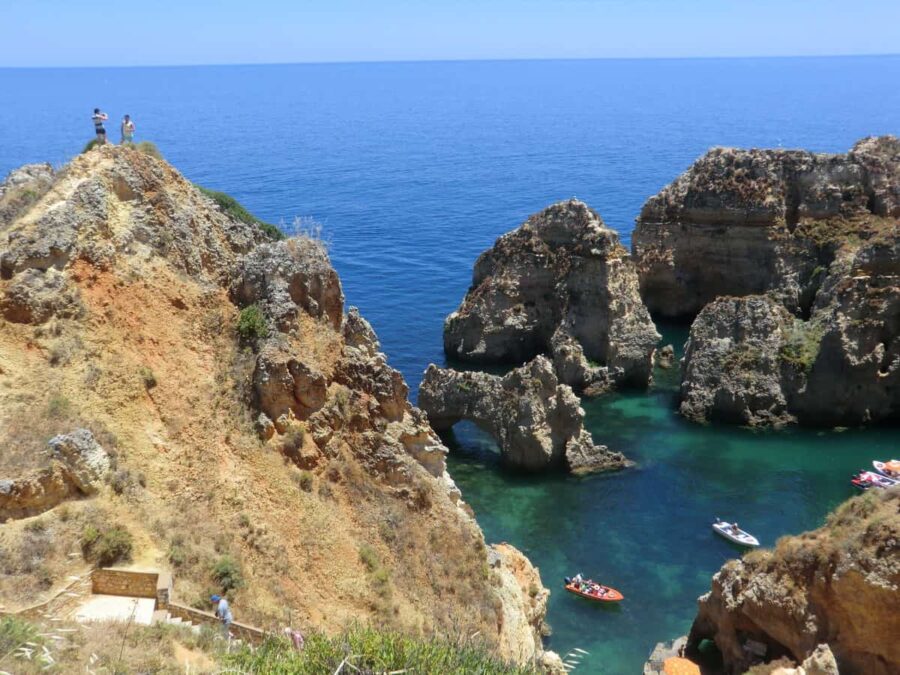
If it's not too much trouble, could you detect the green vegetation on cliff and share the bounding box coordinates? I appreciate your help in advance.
[779,318,825,373]
[197,185,284,240]
[225,627,537,674]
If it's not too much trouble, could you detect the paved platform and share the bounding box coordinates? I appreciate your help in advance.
[73,594,156,625]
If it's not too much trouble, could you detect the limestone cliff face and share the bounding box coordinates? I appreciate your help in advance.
[418,356,627,474]
[687,488,900,675]
[680,230,900,426]
[445,199,659,392]
[0,146,548,663]
[633,136,900,319]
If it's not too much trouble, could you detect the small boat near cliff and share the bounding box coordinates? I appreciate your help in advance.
[563,576,624,603]
[873,460,900,479]
[852,470,898,490]
[712,519,760,547]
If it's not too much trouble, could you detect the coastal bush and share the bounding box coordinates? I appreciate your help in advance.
[135,141,163,159]
[211,554,244,592]
[0,616,54,670]
[196,185,284,240]
[81,524,133,566]
[236,304,269,341]
[297,470,314,492]
[779,318,825,373]
[281,426,306,462]
[358,544,380,572]
[224,626,537,674]
[82,139,101,154]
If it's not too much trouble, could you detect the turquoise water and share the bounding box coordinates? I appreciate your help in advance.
[445,325,900,673]
[2,58,899,673]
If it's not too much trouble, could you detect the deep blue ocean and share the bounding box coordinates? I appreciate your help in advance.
[2,57,899,673]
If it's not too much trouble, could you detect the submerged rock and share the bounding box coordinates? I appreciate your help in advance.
[418,355,627,473]
[444,199,659,391]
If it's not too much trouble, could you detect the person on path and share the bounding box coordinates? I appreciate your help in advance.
[120,114,135,144]
[210,594,233,638]
[92,108,108,144]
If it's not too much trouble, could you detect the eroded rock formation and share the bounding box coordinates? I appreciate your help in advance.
[681,231,900,425]
[0,429,110,521]
[687,488,900,675]
[633,137,900,426]
[445,199,659,392]
[633,135,900,319]
[418,356,627,474]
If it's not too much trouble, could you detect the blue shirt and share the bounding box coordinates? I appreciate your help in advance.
[216,598,233,622]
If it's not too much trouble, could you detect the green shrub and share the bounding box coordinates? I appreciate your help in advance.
[358,544,380,572]
[236,304,269,342]
[224,626,536,674]
[297,470,314,493]
[168,542,187,568]
[196,185,284,240]
[82,138,101,154]
[135,141,163,159]
[779,318,825,373]
[81,524,133,566]
[46,393,72,418]
[0,615,43,655]
[211,555,244,592]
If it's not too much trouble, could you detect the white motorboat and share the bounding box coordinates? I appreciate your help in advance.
[713,519,760,547]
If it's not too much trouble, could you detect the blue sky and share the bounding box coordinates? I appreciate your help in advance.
[2,0,899,67]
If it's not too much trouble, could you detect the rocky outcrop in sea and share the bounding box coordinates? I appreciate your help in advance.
[686,488,899,675]
[445,199,660,393]
[418,356,627,474]
[633,136,900,427]
[633,135,900,319]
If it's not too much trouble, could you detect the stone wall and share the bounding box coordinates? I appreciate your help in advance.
[167,602,266,644]
[91,569,159,599]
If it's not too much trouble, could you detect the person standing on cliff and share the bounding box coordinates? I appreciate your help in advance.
[92,108,108,144]
[210,594,233,639]
[120,114,135,145]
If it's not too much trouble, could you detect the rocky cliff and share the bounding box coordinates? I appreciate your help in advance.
[0,146,550,664]
[633,136,900,319]
[687,487,899,674]
[445,199,660,392]
[680,224,899,426]
[633,136,899,426]
[418,356,627,474]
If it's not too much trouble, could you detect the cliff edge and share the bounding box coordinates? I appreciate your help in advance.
[0,146,549,664]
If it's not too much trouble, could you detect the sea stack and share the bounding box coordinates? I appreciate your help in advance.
[444,199,660,393]
[633,136,900,426]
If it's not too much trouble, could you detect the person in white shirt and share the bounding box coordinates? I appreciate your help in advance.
[121,114,136,144]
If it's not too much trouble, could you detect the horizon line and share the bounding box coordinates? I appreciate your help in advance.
[2,52,899,70]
